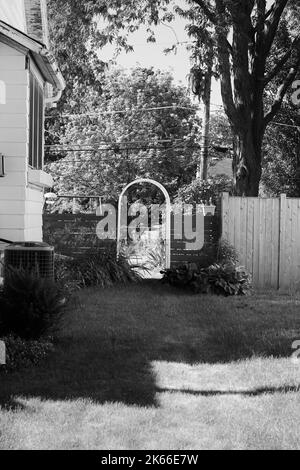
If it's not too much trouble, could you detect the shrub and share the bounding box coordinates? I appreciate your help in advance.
[0,335,54,373]
[176,175,233,205]
[0,267,66,340]
[54,247,142,291]
[216,238,239,264]
[162,261,251,296]
[204,263,251,296]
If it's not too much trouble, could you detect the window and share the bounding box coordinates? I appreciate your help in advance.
[29,71,44,169]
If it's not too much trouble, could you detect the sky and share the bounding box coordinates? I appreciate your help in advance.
[98,13,223,109]
[98,0,274,109]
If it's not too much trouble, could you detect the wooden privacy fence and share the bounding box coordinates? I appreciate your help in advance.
[171,212,220,267]
[43,214,114,257]
[43,210,221,265]
[222,193,300,290]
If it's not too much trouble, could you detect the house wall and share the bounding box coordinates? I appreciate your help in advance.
[0,41,45,242]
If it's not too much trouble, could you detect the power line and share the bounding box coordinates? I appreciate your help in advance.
[45,148,203,157]
[45,103,225,120]
[45,146,216,165]
[45,138,203,149]
[45,105,202,119]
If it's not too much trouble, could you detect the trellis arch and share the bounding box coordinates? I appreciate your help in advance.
[117,178,171,269]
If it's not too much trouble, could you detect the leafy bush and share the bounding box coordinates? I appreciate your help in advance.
[176,175,233,205]
[0,335,54,373]
[162,261,251,296]
[204,263,251,296]
[216,238,239,264]
[0,267,66,340]
[54,248,142,291]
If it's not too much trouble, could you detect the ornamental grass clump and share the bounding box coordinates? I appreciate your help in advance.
[0,267,66,340]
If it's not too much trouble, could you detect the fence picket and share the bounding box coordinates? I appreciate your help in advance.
[221,193,300,290]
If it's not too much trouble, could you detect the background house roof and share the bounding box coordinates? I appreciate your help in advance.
[24,0,49,47]
[0,0,49,46]
[208,158,233,178]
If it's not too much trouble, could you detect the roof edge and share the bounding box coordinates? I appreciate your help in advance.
[0,20,65,91]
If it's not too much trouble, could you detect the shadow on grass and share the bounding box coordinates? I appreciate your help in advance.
[0,337,158,409]
[1,280,300,409]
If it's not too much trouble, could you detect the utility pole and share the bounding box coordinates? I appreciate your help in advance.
[197,57,212,180]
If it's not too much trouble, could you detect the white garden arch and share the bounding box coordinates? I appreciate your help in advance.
[117,178,171,269]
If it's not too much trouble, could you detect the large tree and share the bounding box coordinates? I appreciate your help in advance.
[164,0,300,195]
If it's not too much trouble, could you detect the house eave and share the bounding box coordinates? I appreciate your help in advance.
[32,49,65,91]
[0,20,65,91]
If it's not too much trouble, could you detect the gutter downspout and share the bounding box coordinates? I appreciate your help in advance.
[45,88,63,108]
[39,47,65,107]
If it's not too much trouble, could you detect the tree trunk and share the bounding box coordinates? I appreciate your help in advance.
[232,127,263,196]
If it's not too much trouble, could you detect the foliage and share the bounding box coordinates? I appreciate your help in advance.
[261,102,300,196]
[47,0,172,110]
[0,335,54,373]
[54,248,142,291]
[47,0,105,111]
[203,263,251,296]
[209,112,233,159]
[0,268,66,340]
[176,175,232,205]
[45,66,201,207]
[162,261,251,296]
[216,238,239,265]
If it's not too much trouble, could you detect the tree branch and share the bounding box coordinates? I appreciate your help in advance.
[264,0,289,55]
[193,0,218,25]
[265,3,276,21]
[264,36,300,84]
[214,0,239,128]
[264,58,300,127]
[226,38,233,55]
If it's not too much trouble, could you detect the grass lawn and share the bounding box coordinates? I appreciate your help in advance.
[1,281,300,450]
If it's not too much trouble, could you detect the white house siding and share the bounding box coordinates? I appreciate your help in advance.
[25,187,44,241]
[0,41,44,242]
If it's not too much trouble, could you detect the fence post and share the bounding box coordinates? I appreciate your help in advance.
[221,192,229,240]
[278,194,287,290]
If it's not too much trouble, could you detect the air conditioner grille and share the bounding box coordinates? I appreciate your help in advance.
[4,243,54,279]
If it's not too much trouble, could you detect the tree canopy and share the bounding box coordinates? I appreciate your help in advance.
[45,66,201,210]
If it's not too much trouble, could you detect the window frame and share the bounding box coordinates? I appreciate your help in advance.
[28,63,45,171]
